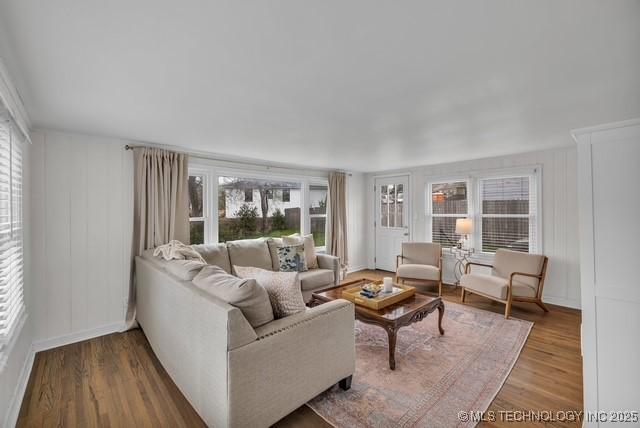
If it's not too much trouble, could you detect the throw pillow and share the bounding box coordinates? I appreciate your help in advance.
[277,244,307,272]
[283,233,319,269]
[193,265,274,327]
[165,259,207,281]
[234,266,306,318]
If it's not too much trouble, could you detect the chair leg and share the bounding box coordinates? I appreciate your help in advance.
[438,281,442,296]
[505,296,512,319]
[536,300,550,313]
[460,287,466,302]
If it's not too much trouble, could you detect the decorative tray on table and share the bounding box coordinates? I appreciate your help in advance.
[341,280,415,310]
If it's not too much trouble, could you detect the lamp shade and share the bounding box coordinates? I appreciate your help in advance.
[455,218,473,235]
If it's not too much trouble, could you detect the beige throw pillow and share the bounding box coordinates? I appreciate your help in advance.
[234,266,306,318]
[283,234,318,269]
[193,265,274,327]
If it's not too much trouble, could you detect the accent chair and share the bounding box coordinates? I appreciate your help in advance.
[460,249,549,319]
[396,242,442,296]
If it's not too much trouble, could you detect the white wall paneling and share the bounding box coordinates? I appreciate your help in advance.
[31,130,133,342]
[347,173,368,272]
[573,119,640,426]
[366,146,581,308]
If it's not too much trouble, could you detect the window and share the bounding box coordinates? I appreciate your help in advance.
[244,189,253,202]
[426,168,540,255]
[0,115,25,365]
[380,183,405,228]
[429,181,468,247]
[282,188,290,202]
[188,174,205,244]
[479,176,537,253]
[309,184,328,248]
[218,176,301,242]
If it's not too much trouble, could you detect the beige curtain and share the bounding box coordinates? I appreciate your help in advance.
[126,147,189,326]
[328,171,348,275]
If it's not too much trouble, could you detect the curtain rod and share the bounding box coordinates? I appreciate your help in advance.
[124,144,352,176]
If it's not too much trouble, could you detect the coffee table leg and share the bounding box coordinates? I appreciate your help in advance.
[437,301,445,335]
[386,327,397,370]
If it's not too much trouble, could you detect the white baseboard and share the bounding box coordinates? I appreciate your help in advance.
[4,347,35,428]
[543,295,581,310]
[32,321,127,353]
[347,265,368,274]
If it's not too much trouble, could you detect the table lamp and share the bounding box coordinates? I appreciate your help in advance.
[455,218,473,249]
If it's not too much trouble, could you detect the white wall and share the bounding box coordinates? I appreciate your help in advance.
[30,130,133,343]
[347,173,368,272]
[0,134,33,428]
[366,146,580,308]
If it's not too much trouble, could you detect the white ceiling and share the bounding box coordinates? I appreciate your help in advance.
[0,1,639,172]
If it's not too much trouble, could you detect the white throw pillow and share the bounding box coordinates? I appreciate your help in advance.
[234,266,306,318]
[283,233,318,269]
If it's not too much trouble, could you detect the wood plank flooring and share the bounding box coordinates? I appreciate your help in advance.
[18,270,582,427]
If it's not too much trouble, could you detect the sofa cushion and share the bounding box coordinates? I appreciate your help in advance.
[396,264,440,281]
[193,265,274,328]
[192,243,232,273]
[227,239,273,271]
[234,266,306,318]
[492,249,545,289]
[266,238,284,271]
[165,259,208,280]
[461,273,537,300]
[297,268,335,291]
[283,234,319,269]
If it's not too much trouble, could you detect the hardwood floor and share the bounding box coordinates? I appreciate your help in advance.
[18,270,582,427]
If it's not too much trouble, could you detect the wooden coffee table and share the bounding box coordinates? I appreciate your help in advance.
[311,278,445,370]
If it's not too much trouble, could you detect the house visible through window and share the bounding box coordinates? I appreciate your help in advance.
[429,181,468,247]
[218,176,301,242]
[0,114,25,366]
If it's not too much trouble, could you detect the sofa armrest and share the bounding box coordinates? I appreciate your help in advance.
[253,299,353,340]
[227,299,355,427]
[317,253,340,285]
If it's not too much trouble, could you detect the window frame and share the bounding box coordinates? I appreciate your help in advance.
[189,162,329,249]
[308,182,329,252]
[426,166,542,258]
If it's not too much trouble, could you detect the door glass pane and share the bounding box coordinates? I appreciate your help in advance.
[396,183,404,228]
[188,175,204,217]
[380,185,388,228]
[388,184,396,228]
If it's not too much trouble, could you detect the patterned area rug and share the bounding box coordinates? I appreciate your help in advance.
[307,301,532,428]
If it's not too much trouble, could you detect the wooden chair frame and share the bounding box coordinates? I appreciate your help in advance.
[395,254,443,296]
[460,256,549,319]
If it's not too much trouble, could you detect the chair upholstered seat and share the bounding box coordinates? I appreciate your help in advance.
[460,273,536,300]
[396,264,440,281]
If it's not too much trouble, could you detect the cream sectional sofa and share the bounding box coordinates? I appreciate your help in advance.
[135,238,355,427]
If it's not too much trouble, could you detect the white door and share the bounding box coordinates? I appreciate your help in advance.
[375,175,410,271]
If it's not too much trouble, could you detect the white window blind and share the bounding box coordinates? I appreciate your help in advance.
[429,181,468,248]
[479,175,537,253]
[0,114,25,365]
